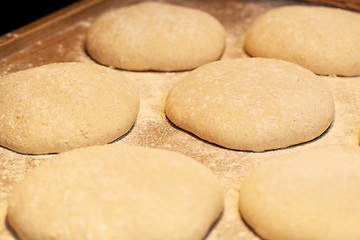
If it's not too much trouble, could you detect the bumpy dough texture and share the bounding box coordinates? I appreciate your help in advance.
[239,146,360,240]
[165,58,334,152]
[0,62,139,154]
[244,5,360,76]
[7,144,224,240]
[85,1,226,71]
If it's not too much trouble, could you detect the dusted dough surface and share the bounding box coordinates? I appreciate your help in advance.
[7,144,224,240]
[85,1,226,71]
[2,0,360,239]
[244,5,360,76]
[238,146,360,240]
[165,58,334,151]
[0,62,139,154]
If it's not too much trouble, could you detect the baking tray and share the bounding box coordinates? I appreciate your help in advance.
[1,0,360,239]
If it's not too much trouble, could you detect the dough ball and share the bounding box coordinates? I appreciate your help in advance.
[244,5,360,76]
[7,144,224,240]
[0,62,139,154]
[85,1,226,71]
[238,146,360,240]
[165,58,334,152]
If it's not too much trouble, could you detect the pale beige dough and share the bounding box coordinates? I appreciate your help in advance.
[0,62,139,154]
[239,145,360,240]
[85,1,226,71]
[244,5,360,76]
[7,144,224,240]
[0,200,7,232]
[165,58,334,152]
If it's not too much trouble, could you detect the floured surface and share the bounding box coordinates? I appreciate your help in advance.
[0,0,360,239]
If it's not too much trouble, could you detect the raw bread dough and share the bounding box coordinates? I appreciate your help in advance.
[7,144,224,240]
[238,145,360,240]
[85,1,226,71]
[0,200,7,232]
[165,58,334,152]
[0,62,139,154]
[244,5,360,76]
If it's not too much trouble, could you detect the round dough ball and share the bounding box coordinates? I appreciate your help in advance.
[85,1,226,71]
[239,146,360,240]
[0,62,139,154]
[7,144,224,240]
[165,58,334,152]
[244,5,360,76]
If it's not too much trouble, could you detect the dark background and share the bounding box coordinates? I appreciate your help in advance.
[1,1,79,36]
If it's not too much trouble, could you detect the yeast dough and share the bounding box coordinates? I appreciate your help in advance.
[239,146,360,240]
[0,62,139,154]
[244,5,360,76]
[7,144,224,240]
[165,58,334,151]
[86,1,226,71]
